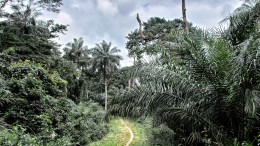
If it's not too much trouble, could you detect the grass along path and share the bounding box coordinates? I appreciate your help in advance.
[90,117,149,146]
[120,119,134,146]
[122,118,149,146]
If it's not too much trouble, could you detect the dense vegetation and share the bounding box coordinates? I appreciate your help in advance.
[0,0,259,145]
[111,0,260,145]
[0,0,119,145]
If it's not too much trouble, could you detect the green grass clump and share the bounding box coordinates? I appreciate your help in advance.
[90,117,129,146]
[124,118,150,146]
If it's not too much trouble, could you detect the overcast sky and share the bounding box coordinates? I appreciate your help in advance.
[40,0,243,66]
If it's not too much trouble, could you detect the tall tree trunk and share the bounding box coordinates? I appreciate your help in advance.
[103,61,108,111]
[105,79,108,111]
[128,56,136,89]
[182,0,189,33]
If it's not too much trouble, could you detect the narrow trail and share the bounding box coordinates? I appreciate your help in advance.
[89,117,148,146]
[120,119,134,146]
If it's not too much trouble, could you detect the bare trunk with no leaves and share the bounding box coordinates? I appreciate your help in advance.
[104,79,108,111]
[182,0,189,33]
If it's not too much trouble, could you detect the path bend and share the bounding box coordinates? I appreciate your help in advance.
[120,119,134,146]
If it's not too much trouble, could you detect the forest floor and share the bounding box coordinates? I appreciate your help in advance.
[89,117,149,146]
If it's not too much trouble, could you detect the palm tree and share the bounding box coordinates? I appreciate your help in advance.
[2,1,42,35]
[91,40,122,111]
[113,26,260,145]
[111,1,260,144]
[63,37,90,70]
[220,0,259,45]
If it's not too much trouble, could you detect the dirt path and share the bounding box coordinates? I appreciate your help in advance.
[120,119,134,146]
[89,117,148,146]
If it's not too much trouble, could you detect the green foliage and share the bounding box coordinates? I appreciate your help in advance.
[1,61,68,134]
[258,133,260,145]
[90,117,149,146]
[1,87,108,145]
[90,40,123,79]
[125,117,150,146]
[221,0,260,45]
[126,17,195,59]
[8,61,67,98]
[0,73,13,108]
[47,58,83,102]
[148,124,175,146]
[115,27,260,145]
[0,1,67,62]
[0,0,63,13]
[0,1,110,145]
[63,37,90,69]
[1,62,108,145]
[90,40,123,110]
[90,118,130,146]
[0,125,74,146]
[112,1,260,145]
[64,101,109,145]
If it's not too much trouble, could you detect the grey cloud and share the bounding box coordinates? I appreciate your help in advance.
[42,0,242,66]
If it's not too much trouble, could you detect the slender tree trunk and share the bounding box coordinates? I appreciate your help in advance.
[103,61,108,111]
[105,79,108,111]
[128,56,136,89]
[182,0,189,33]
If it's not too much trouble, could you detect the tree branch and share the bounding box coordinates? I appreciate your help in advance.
[0,0,9,10]
[136,13,147,39]
[136,13,159,41]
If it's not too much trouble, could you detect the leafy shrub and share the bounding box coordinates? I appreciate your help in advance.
[148,124,176,146]
[0,100,108,146]
[62,101,109,145]
[2,62,67,133]
[8,61,67,98]
[0,125,74,146]
[47,58,84,102]
[0,61,109,145]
